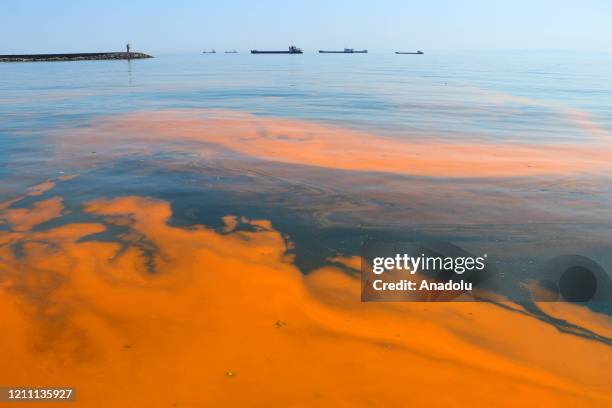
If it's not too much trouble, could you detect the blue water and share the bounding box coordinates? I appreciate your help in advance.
[3,51,612,136]
[1,51,612,283]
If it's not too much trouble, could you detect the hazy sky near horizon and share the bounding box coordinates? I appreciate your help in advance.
[2,0,611,54]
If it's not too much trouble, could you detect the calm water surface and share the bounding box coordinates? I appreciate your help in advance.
[1,50,611,284]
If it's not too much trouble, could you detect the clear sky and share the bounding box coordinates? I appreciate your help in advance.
[2,0,611,54]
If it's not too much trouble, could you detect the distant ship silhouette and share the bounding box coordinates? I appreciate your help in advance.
[251,46,303,54]
[319,48,367,54]
[395,50,424,55]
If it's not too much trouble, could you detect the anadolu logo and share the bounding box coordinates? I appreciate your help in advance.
[361,240,612,303]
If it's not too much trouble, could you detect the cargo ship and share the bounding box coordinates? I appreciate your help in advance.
[319,48,368,54]
[251,46,303,54]
[202,50,216,54]
[395,50,424,55]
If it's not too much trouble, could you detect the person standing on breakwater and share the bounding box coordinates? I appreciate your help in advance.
[126,43,131,59]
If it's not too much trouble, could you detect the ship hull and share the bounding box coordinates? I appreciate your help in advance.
[319,50,368,53]
[251,50,303,54]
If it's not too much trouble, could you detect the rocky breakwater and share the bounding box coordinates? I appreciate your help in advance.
[0,52,153,62]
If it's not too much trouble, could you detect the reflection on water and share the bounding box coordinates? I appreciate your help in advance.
[1,51,612,406]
